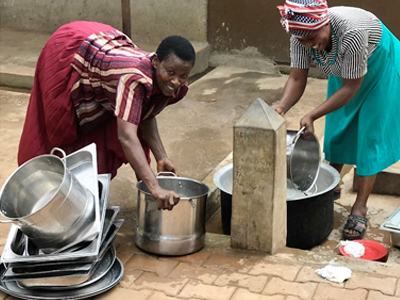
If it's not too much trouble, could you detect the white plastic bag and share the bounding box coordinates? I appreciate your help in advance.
[315,265,352,283]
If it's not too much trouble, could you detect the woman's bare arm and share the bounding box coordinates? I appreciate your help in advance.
[273,68,309,116]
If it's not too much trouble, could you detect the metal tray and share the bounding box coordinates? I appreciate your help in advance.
[380,205,400,231]
[101,206,121,245]
[1,146,108,265]
[15,246,116,289]
[379,205,400,247]
[97,219,124,261]
[0,257,123,300]
[64,205,119,255]
[2,209,120,277]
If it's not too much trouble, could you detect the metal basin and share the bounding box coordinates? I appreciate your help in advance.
[135,175,209,256]
[214,162,340,249]
[287,130,320,192]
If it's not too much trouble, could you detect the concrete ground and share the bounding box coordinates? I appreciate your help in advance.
[1,28,400,300]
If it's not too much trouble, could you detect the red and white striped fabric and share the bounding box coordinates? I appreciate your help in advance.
[277,0,329,36]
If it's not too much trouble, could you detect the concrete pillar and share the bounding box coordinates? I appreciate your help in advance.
[231,98,287,254]
[121,0,132,37]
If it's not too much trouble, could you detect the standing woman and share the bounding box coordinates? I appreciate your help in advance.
[273,0,400,239]
[18,21,196,210]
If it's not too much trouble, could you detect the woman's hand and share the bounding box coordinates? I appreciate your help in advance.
[272,102,285,117]
[155,158,180,209]
[151,185,180,210]
[300,114,315,138]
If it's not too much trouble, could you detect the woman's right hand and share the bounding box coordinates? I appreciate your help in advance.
[300,114,315,139]
[151,185,180,210]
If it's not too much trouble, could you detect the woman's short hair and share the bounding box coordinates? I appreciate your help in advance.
[156,35,196,66]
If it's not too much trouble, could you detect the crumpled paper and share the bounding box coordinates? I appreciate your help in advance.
[315,265,352,283]
[338,240,365,258]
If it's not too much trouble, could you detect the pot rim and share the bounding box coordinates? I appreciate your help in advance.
[0,154,67,221]
[137,176,209,199]
[213,163,233,195]
[213,162,340,201]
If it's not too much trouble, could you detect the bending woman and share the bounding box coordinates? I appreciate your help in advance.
[273,0,400,240]
[18,21,196,210]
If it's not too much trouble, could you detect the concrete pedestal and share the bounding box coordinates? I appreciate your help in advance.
[231,98,286,254]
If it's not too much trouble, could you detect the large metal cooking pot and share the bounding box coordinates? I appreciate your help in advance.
[135,173,209,256]
[214,162,340,249]
[286,163,340,249]
[0,148,95,253]
[287,128,320,192]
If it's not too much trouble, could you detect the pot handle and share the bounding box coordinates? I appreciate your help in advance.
[156,172,177,177]
[50,147,67,161]
[0,214,15,223]
[0,219,14,223]
[154,172,197,207]
[287,126,306,146]
[302,183,318,196]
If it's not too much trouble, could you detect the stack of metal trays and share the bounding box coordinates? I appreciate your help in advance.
[0,144,125,300]
[380,206,400,247]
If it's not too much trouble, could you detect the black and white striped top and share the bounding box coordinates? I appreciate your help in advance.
[290,6,382,79]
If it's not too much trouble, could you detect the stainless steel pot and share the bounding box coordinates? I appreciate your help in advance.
[0,148,95,253]
[287,128,320,191]
[135,173,209,256]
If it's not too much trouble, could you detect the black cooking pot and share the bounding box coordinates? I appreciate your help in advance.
[214,162,340,250]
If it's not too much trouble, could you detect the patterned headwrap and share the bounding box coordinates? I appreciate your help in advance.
[277,0,329,37]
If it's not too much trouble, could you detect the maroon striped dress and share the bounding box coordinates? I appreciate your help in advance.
[18,21,188,178]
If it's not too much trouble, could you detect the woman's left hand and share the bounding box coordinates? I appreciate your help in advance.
[157,158,176,174]
[300,114,315,138]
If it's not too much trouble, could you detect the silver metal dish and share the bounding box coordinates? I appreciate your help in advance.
[97,219,123,259]
[3,263,91,281]
[1,215,121,280]
[101,206,121,245]
[0,257,124,300]
[15,246,116,289]
[379,205,400,247]
[286,129,321,192]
